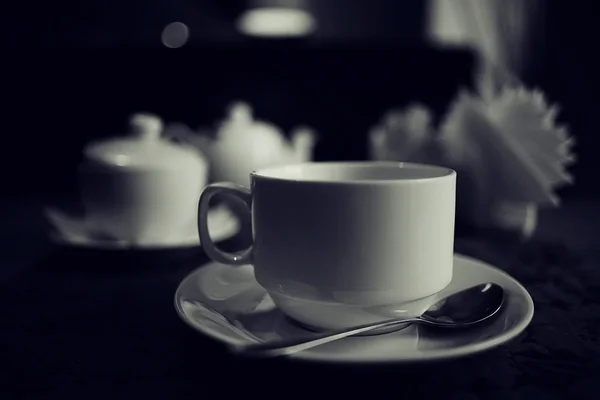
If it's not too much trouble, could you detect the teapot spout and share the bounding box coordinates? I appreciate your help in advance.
[290,126,318,162]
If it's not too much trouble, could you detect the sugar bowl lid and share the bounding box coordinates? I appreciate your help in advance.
[83,113,206,171]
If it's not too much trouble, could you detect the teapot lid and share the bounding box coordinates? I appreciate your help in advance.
[84,113,205,170]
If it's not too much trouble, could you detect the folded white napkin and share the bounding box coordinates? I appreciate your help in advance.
[438,87,575,207]
[368,86,575,235]
[369,103,442,165]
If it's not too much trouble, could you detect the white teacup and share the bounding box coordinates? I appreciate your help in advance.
[198,161,456,330]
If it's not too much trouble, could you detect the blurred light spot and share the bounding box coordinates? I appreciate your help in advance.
[162,22,189,48]
[237,8,316,37]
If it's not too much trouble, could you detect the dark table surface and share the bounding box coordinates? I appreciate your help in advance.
[1,194,599,399]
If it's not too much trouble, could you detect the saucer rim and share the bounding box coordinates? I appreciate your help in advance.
[174,254,535,364]
[47,206,240,250]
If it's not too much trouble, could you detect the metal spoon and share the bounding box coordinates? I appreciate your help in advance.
[231,282,505,358]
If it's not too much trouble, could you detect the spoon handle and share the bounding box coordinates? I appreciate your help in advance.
[231,317,423,358]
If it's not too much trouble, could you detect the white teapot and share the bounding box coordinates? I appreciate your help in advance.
[166,102,317,186]
[78,113,209,243]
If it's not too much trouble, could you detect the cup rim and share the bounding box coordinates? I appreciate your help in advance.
[250,161,455,185]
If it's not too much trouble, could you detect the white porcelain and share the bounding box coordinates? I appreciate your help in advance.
[197,161,456,329]
[45,206,238,250]
[166,102,317,187]
[266,291,438,331]
[79,113,209,243]
[175,254,534,364]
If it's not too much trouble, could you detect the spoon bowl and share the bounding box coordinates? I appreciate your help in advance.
[420,282,505,326]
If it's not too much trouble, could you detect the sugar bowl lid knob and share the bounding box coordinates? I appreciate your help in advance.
[130,113,163,141]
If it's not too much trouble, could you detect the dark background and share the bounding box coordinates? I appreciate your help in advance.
[1,0,598,200]
[2,3,600,399]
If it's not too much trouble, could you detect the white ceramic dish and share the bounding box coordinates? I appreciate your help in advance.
[174,254,534,364]
[45,205,239,250]
[79,113,209,243]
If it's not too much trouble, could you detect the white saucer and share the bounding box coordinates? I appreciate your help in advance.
[175,254,534,364]
[45,206,240,250]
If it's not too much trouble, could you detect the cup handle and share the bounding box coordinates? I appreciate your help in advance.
[198,182,253,265]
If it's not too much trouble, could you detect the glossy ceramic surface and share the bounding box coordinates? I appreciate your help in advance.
[79,113,208,243]
[198,162,456,329]
[208,103,316,187]
[175,254,534,364]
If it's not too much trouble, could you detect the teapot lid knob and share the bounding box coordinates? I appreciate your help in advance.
[228,102,253,125]
[130,113,163,141]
